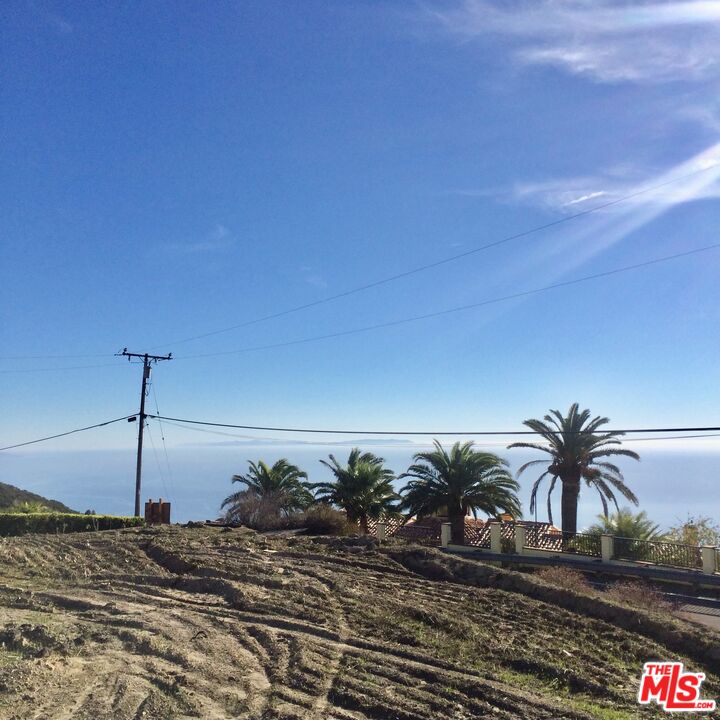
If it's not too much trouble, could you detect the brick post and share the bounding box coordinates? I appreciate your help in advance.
[441,523,452,547]
[514,525,527,555]
[376,522,386,542]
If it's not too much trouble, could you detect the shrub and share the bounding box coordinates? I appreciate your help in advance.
[587,508,661,541]
[0,513,145,537]
[535,566,594,593]
[222,490,304,531]
[604,580,675,615]
[10,501,52,514]
[301,505,354,536]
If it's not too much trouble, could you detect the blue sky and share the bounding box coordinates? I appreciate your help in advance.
[1,2,720,518]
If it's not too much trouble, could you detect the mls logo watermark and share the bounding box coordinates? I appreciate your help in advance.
[638,662,716,712]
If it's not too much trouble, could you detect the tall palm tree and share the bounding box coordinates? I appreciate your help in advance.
[309,449,398,533]
[399,440,521,545]
[222,459,312,523]
[508,403,640,535]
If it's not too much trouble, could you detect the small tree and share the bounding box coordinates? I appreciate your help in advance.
[665,515,720,546]
[587,508,661,541]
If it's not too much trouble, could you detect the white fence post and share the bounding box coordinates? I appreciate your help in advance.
[601,534,614,563]
[514,525,526,555]
[701,546,717,575]
[441,523,452,548]
[376,522,386,542]
[490,523,502,553]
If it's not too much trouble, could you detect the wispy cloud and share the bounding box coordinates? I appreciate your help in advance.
[564,191,607,207]
[299,265,328,289]
[508,141,720,285]
[442,141,720,339]
[505,143,720,214]
[32,2,74,35]
[463,142,720,213]
[431,1,720,83]
[163,224,235,255]
[674,104,720,133]
[46,14,73,34]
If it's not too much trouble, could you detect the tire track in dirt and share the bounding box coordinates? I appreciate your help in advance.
[14,573,584,717]
[2,527,710,718]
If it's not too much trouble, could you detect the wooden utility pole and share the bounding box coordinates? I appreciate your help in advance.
[117,349,172,516]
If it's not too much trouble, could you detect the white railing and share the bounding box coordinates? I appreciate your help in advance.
[436,522,719,577]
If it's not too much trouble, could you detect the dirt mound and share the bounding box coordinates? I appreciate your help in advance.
[0,527,715,719]
[385,545,720,668]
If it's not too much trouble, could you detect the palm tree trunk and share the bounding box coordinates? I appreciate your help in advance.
[345,510,360,533]
[449,505,465,545]
[359,513,369,535]
[560,473,580,534]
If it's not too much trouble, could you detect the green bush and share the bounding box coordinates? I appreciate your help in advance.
[0,513,145,537]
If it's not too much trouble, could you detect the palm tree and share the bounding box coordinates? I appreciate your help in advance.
[399,440,521,545]
[221,459,312,524]
[508,403,640,535]
[587,508,660,540]
[309,449,398,533]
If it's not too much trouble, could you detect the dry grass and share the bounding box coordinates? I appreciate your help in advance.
[603,580,676,615]
[300,505,356,536]
[535,566,595,593]
[535,567,676,617]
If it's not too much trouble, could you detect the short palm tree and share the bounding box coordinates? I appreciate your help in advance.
[508,404,640,535]
[587,508,660,540]
[309,449,398,533]
[221,459,312,524]
[399,440,521,545]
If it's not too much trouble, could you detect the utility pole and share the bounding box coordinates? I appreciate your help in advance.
[117,349,172,516]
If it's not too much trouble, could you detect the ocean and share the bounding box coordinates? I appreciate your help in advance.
[1,443,718,533]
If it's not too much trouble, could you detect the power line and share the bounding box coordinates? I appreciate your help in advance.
[4,239,718,373]
[623,432,720,443]
[0,362,121,374]
[153,163,718,349]
[175,241,720,360]
[160,418,720,446]
[145,420,170,499]
[0,415,135,452]
[146,413,720,437]
[1,164,716,367]
[151,381,174,494]
[0,352,111,361]
[4,413,718,455]
[157,418,274,441]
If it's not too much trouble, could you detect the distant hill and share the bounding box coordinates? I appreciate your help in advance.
[0,482,75,513]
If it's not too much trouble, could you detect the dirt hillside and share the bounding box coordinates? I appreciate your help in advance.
[0,526,716,719]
